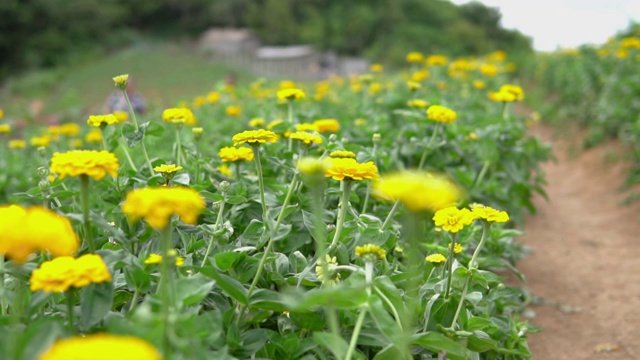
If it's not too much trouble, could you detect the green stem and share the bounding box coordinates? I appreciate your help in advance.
[201,197,226,267]
[451,275,471,328]
[345,308,367,360]
[328,180,352,252]
[0,255,6,316]
[418,123,441,170]
[252,146,269,227]
[79,175,95,253]
[374,286,403,330]
[361,181,372,214]
[159,226,175,358]
[174,126,183,166]
[195,141,201,184]
[129,288,139,313]
[471,161,491,190]
[101,129,108,151]
[444,234,458,300]
[469,221,490,270]
[380,201,401,232]
[501,101,510,121]
[118,139,138,172]
[66,289,75,334]
[287,101,294,151]
[122,89,153,175]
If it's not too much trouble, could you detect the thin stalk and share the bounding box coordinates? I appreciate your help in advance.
[101,129,108,151]
[118,140,138,172]
[327,180,352,252]
[174,126,183,166]
[469,221,490,270]
[450,275,471,328]
[195,141,201,184]
[471,161,491,191]
[79,175,95,253]
[287,101,294,151]
[361,182,372,214]
[418,123,441,170]
[374,286,403,330]
[380,201,401,232]
[129,288,139,313]
[444,234,458,300]
[252,146,269,227]
[122,89,153,175]
[0,255,6,316]
[201,197,226,267]
[65,289,75,334]
[159,226,175,358]
[345,308,368,360]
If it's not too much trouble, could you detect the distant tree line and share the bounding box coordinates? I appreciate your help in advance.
[0,0,532,79]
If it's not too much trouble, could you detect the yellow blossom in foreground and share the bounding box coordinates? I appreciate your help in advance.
[329,150,356,159]
[313,119,340,133]
[30,135,50,147]
[113,111,129,123]
[232,129,278,146]
[406,51,424,63]
[122,187,205,229]
[60,123,80,136]
[112,74,129,88]
[50,150,119,180]
[85,129,103,143]
[144,253,184,267]
[427,105,457,124]
[373,170,463,212]
[290,131,322,145]
[426,254,447,264]
[325,158,379,181]
[0,205,79,263]
[87,114,118,127]
[433,206,475,233]
[39,333,162,360]
[8,139,26,149]
[162,108,197,126]
[153,164,183,174]
[218,146,254,162]
[316,254,340,285]
[407,99,429,108]
[355,244,387,260]
[277,88,306,101]
[225,105,242,117]
[0,124,10,133]
[249,118,266,127]
[470,203,509,222]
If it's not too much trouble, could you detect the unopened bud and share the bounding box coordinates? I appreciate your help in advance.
[219,180,231,192]
[372,133,381,145]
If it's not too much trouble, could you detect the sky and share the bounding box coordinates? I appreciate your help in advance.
[449,0,640,51]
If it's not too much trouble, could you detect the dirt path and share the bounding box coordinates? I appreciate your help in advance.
[518,125,640,359]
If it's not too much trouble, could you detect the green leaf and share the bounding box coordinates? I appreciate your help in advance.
[249,289,286,311]
[313,332,349,360]
[283,285,368,311]
[198,267,248,305]
[124,263,151,291]
[175,274,215,307]
[214,251,246,272]
[226,195,248,205]
[467,331,498,352]
[140,121,165,137]
[372,344,405,360]
[79,282,114,330]
[411,332,468,360]
[121,123,143,148]
[301,210,326,244]
[15,317,63,360]
[239,219,266,246]
[173,173,190,185]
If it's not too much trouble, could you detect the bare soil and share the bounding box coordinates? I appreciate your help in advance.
[517,125,640,359]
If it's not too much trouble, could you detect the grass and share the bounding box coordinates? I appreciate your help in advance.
[0,42,251,122]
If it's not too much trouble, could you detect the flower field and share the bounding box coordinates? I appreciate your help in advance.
[0,52,552,359]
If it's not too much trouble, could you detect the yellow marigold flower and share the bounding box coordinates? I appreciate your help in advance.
[122,187,205,229]
[85,129,103,143]
[193,96,206,107]
[50,150,119,180]
[433,206,475,233]
[69,139,83,149]
[192,127,203,140]
[60,123,80,136]
[350,82,363,93]
[479,64,498,77]
[47,126,60,141]
[112,111,129,123]
[487,50,507,62]
[407,99,429,108]
[449,243,463,254]
[289,131,323,145]
[354,118,367,126]
[488,91,515,102]
[426,55,448,66]
[112,74,129,89]
[8,139,26,149]
[407,81,421,91]
[0,205,79,263]
[225,105,242,117]
[313,119,340,133]
[30,135,50,147]
[316,254,340,285]
[277,88,306,101]
[500,84,524,101]
[370,63,384,73]
[30,254,111,292]
[297,157,331,175]
[218,164,232,177]
[410,70,429,82]
[355,244,387,260]
[0,124,10,133]
[87,114,118,127]
[71,254,112,288]
[465,132,478,140]
[406,51,424,63]
[373,170,463,212]
[266,119,284,130]
[369,83,382,94]
[279,80,296,90]
[162,108,197,126]
[207,91,221,103]
[39,333,162,360]
[153,164,183,174]
[144,253,184,267]
[470,203,509,223]
[621,36,640,49]
[426,105,457,124]
[0,108,3,119]
[232,129,278,146]
[296,122,319,132]
[329,150,356,159]
[472,80,486,89]
[425,254,447,264]
[218,146,254,162]
[325,158,379,181]
[249,118,266,127]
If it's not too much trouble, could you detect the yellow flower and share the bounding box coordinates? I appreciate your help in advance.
[410,70,429,82]
[207,91,221,103]
[426,105,457,124]
[297,157,331,175]
[0,124,10,133]
[0,205,79,263]
[162,108,197,126]
[71,254,112,288]
[266,119,284,130]
[50,150,119,180]
[296,123,319,132]
[225,105,242,117]
[60,123,80,136]
[449,243,463,255]
[329,150,356,159]
[8,139,26,149]
[470,203,509,223]
[373,171,463,212]
[486,50,507,62]
[325,158,379,181]
[85,129,103,143]
[144,253,184,267]
[426,55,448,66]
[489,84,524,102]
[479,64,498,77]
[193,96,206,107]
[218,164,232,177]
[279,80,297,90]
[87,114,118,127]
[370,63,384,73]
[192,127,203,140]
[154,164,183,174]
[433,206,475,233]
[30,135,51,147]
[0,108,3,119]
[354,118,367,126]
[39,333,162,360]
[313,119,340,133]
[465,132,478,140]
[472,80,486,89]
[407,81,421,91]
[112,74,129,89]
[407,99,429,108]
[316,254,340,285]
[406,51,424,63]
[112,111,129,123]
[218,146,255,162]
[277,88,306,101]
[369,82,382,94]
[232,129,278,146]
[289,131,322,145]
[355,244,387,260]
[122,187,205,229]
[249,118,266,127]
[425,254,447,264]
[69,139,83,149]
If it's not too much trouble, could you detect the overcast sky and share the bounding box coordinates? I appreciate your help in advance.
[449,0,640,51]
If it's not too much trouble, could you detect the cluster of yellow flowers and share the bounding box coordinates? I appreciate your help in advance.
[30,254,111,293]
[325,158,379,181]
[122,187,205,229]
[433,204,509,233]
[488,84,525,102]
[373,171,463,212]
[39,333,162,360]
[50,150,119,180]
[162,108,197,126]
[426,105,458,124]
[0,205,79,263]
[218,146,255,162]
